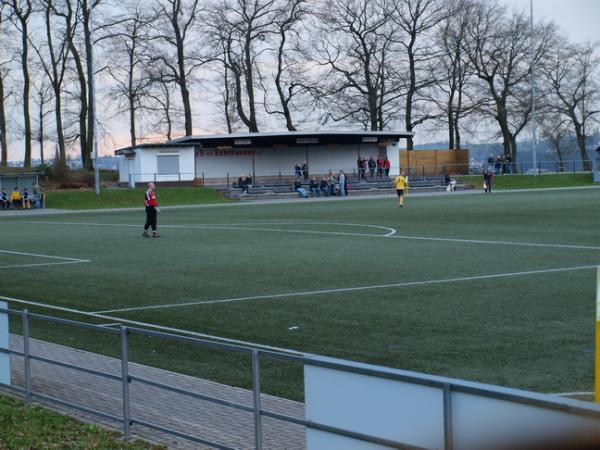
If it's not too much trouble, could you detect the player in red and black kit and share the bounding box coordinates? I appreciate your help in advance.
[143,182,160,237]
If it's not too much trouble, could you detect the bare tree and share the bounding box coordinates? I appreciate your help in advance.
[538,112,574,168]
[309,0,401,131]
[541,39,600,171]
[462,1,554,165]
[435,0,482,149]
[210,0,282,133]
[30,0,75,165]
[262,0,309,131]
[102,1,153,146]
[148,0,208,136]
[391,0,448,149]
[5,0,33,166]
[0,3,12,166]
[32,78,53,164]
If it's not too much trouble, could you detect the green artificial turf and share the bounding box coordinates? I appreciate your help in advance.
[1,187,600,401]
[0,394,164,449]
[44,187,231,209]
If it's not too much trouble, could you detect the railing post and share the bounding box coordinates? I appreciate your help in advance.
[227,172,230,188]
[22,309,32,405]
[120,326,131,439]
[252,350,263,450]
[443,383,453,450]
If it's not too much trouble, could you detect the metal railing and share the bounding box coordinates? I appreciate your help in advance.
[2,305,600,450]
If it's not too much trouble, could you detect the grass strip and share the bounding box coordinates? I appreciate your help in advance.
[0,394,165,449]
[460,173,593,190]
[45,187,232,210]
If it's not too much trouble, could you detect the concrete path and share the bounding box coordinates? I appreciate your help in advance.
[5,335,305,450]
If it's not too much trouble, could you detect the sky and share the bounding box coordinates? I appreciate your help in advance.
[499,0,600,43]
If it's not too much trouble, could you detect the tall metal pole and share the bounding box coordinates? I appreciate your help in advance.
[89,2,100,195]
[530,0,537,174]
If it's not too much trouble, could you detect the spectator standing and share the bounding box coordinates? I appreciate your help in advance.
[487,154,494,170]
[143,182,160,237]
[394,171,408,207]
[338,170,347,196]
[383,157,391,177]
[327,173,336,196]
[376,157,384,178]
[505,154,513,174]
[357,157,366,180]
[10,187,21,209]
[483,169,493,194]
[0,188,8,209]
[494,155,502,175]
[301,161,309,180]
[294,162,302,179]
[32,182,42,208]
[368,156,376,178]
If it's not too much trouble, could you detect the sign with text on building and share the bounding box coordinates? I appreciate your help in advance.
[0,301,10,386]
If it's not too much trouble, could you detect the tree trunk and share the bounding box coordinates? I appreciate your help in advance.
[243,35,258,133]
[574,124,590,171]
[38,95,44,164]
[84,7,95,170]
[20,19,32,167]
[69,43,88,168]
[0,72,7,167]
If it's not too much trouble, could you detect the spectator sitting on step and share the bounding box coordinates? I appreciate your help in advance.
[294,179,308,198]
[22,188,31,209]
[319,178,329,196]
[11,187,21,209]
[0,188,8,209]
[237,174,251,194]
[309,177,321,197]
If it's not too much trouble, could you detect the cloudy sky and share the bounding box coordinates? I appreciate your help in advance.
[499,0,600,43]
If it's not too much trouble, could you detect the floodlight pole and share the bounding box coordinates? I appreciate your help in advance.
[89,2,100,196]
[596,267,600,403]
[530,0,537,175]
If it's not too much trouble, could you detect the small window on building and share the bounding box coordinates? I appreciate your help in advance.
[157,155,179,174]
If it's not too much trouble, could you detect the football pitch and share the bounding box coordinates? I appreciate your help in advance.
[2,187,600,401]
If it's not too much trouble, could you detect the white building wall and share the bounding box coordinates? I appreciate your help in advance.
[121,146,195,183]
[118,142,400,183]
[194,144,383,179]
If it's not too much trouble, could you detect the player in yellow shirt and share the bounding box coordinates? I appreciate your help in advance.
[394,172,408,207]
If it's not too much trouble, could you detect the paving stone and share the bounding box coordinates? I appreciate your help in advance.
[5,335,306,450]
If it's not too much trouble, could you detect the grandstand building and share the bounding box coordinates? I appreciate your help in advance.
[114,130,412,186]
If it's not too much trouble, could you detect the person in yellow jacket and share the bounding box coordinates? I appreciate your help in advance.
[10,187,22,209]
[394,172,408,207]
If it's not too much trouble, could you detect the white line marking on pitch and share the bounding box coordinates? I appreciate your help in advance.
[95,264,598,314]
[0,295,303,356]
[0,261,90,269]
[0,249,89,262]
[553,391,594,397]
[20,220,600,251]
[22,220,397,237]
[0,249,90,269]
